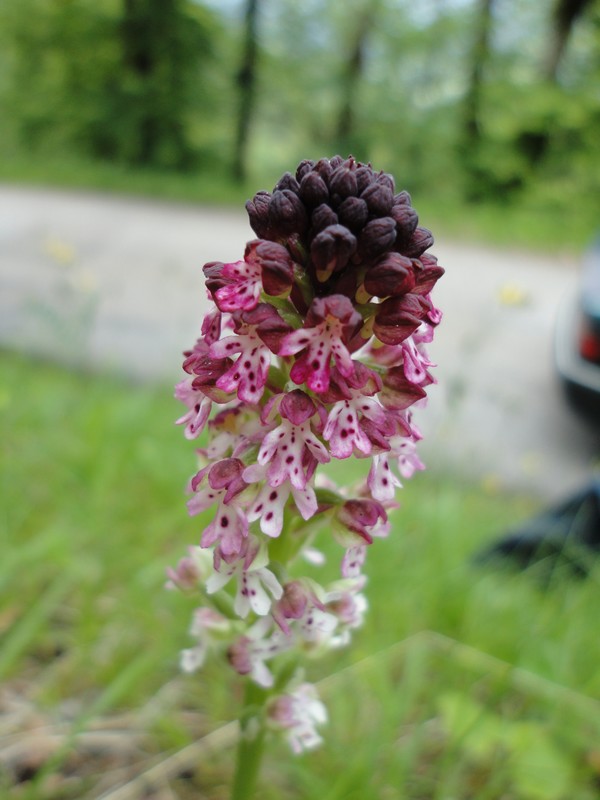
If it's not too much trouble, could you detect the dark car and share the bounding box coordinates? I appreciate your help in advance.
[555,237,600,422]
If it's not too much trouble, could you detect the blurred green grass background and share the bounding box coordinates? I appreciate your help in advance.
[2,351,600,798]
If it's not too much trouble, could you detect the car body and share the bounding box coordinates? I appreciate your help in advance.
[555,237,600,422]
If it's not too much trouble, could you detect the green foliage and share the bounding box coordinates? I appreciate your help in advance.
[0,0,222,169]
[2,351,600,797]
[1,0,600,248]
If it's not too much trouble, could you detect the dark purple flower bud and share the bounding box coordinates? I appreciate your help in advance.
[328,266,359,303]
[357,217,397,261]
[360,417,393,451]
[329,155,344,170]
[338,499,388,544]
[202,261,228,297]
[182,341,225,376]
[275,172,300,194]
[380,367,427,410]
[200,307,222,345]
[412,253,445,295]
[240,303,293,354]
[299,171,329,207]
[227,638,252,675]
[272,581,312,633]
[311,224,357,282]
[375,172,395,192]
[208,457,247,502]
[187,354,230,383]
[279,389,317,425]
[361,182,393,216]
[404,227,434,258]
[329,165,358,199]
[245,239,294,296]
[337,196,369,231]
[245,190,272,238]
[355,164,374,194]
[187,355,233,402]
[305,294,362,332]
[296,159,315,182]
[345,361,383,393]
[314,157,334,184]
[268,189,308,237]
[310,203,339,235]
[373,294,428,345]
[393,190,411,206]
[278,581,309,619]
[364,252,415,298]
[391,203,419,243]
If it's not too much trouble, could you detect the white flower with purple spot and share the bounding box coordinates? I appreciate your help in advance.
[206,537,283,618]
[368,453,404,502]
[210,326,271,405]
[228,617,292,688]
[323,391,386,459]
[279,295,363,394]
[267,683,328,754]
[187,459,250,557]
[244,463,318,537]
[180,607,231,674]
[174,379,212,440]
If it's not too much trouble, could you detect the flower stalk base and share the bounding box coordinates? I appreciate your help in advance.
[168,154,444,782]
[231,682,268,800]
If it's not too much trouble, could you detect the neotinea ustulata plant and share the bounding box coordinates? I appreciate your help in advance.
[168,155,443,799]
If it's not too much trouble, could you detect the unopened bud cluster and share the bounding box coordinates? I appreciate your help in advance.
[170,156,443,751]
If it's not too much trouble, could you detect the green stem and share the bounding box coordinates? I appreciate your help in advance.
[231,681,268,800]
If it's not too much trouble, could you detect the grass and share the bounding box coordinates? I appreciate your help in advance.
[2,350,600,798]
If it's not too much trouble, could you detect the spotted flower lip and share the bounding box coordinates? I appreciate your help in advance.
[336,499,389,544]
[204,239,295,313]
[209,313,273,405]
[208,537,283,618]
[174,379,212,440]
[310,224,357,283]
[256,393,329,491]
[279,295,363,393]
[267,683,327,754]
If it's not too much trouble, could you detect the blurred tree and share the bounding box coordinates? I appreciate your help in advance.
[461,0,494,155]
[517,0,596,166]
[117,0,210,168]
[232,0,260,182]
[459,0,499,199]
[544,0,595,80]
[0,0,220,169]
[334,0,382,157]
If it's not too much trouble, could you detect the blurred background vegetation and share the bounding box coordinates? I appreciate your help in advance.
[0,0,599,247]
[2,3,600,796]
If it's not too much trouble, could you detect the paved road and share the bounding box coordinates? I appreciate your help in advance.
[1,185,598,500]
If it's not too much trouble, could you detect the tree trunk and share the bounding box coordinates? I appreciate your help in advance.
[459,0,496,199]
[461,0,494,156]
[232,0,259,183]
[518,0,594,166]
[335,0,381,156]
[543,0,593,81]
[120,0,191,168]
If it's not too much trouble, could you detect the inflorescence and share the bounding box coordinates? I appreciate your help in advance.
[169,155,443,751]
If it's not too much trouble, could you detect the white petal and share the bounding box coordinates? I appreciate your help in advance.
[251,660,274,688]
[180,646,205,673]
[291,485,317,520]
[206,568,235,595]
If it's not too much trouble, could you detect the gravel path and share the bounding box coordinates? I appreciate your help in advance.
[1,184,598,500]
